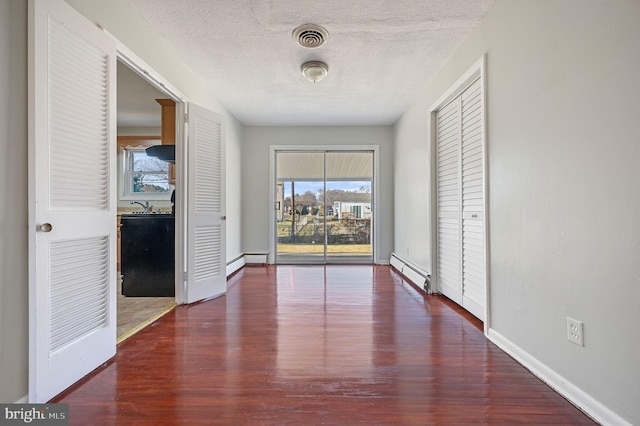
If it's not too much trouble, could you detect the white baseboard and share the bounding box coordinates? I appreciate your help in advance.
[486,328,631,426]
[245,252,269,265]
[226,255,246,276]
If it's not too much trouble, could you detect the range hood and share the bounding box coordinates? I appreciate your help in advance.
[146,145,175,163]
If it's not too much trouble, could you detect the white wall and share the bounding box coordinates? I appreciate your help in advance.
[0,0,28,403]
[65,0,244,263]
[394,0,640,424]
[242,126,394,262]
[225,117,243,261]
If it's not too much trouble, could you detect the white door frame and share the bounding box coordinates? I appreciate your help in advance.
[429,55,491,332]
[109,34,189,304]
[269,145,381,264]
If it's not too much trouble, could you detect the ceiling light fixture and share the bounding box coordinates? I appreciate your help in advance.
[301,61,329,83]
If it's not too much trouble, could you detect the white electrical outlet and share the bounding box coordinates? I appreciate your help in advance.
[567,317,584,346]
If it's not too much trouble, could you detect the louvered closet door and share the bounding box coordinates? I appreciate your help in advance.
[436,98,462,305]
[29,0,117,402]
[436,76,485,320]
[460,78,485,320]
[185,104,226,303]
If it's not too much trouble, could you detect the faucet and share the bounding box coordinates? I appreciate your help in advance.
[130,200,150,213]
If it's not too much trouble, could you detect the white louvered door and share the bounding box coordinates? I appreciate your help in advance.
[460,79,485,319]
[436,98,462,305]
[29,0,117,402]
[185,104,226,303]
[435,76,485,320]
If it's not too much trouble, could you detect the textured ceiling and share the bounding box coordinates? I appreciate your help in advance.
[123,0,494,126]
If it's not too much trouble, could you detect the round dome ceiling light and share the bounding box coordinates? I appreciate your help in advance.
[301,61,329,83]
[293,24,329,48]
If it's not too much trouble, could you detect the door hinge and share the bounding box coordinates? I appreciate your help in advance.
[183,272,188,282]
[184,113,189,124]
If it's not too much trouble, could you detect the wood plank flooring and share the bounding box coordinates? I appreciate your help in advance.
[54,265,596,425]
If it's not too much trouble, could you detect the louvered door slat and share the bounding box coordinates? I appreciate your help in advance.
[194,225,223,281]
[195,118,222,212]
[49,18,109,211]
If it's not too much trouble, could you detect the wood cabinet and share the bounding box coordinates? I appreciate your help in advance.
[156,99,176,185]
[155,99,175,145]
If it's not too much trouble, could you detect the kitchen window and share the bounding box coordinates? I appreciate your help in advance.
[121,146,171,200]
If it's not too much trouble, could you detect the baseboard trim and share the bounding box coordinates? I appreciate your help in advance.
[226,255,246,277]
[244,252,269,265]
[487,328,631,426]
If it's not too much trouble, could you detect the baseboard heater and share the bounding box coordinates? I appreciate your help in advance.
[226,252,270,277]
[390,253,431,293]
[244,252,269,265]
[226,255,246,277]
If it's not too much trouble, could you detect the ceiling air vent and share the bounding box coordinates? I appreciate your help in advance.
[293,24,329,48]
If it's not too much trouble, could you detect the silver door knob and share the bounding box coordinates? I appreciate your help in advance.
[38,223,53,232]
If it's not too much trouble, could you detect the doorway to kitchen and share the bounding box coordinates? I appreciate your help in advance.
[274,149,375,264]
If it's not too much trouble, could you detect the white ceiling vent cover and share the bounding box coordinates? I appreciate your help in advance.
[293,24,329,48]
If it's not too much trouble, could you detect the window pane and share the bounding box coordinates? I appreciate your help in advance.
[276,152,324,260]
[132,151,169,173]
[131,172,170,193]
[325,151,372,259]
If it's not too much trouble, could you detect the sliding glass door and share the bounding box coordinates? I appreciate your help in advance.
[275,150,373,264]
[276,152,325,260]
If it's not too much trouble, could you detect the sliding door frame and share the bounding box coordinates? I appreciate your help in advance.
[269,145,380,265]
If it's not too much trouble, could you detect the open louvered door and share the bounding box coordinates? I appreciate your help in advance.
[29,0,117,402]
[435,75,486,321]
[185,104,226,303]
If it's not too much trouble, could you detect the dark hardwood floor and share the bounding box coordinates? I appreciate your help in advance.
[54,265,596,425]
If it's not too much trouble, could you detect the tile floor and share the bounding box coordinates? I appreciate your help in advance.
[117,285,175,339]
